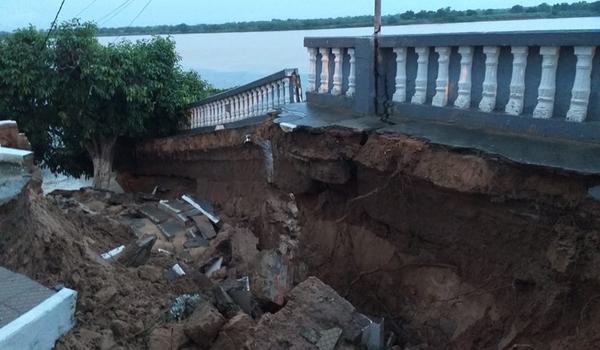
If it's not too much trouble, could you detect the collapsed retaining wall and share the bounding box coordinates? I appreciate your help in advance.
[122,119,600,349]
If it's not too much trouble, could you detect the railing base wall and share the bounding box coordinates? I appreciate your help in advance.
[306,93,355,114]
[393,102,600,144]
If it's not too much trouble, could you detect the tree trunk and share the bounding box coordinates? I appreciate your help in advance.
[85,137,117,190]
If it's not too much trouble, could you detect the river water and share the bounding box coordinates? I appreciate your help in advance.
[100,17,599,89]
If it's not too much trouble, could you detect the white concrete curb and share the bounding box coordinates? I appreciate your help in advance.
[0,288,77,350]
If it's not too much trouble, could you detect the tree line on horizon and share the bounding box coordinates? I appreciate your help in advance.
[0,1,598,37]
[96,1,600,37]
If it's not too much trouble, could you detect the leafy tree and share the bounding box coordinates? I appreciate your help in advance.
[510,5,525,13]
[537,2,552,12]
[0,21,213,189]
[0,27,57,159]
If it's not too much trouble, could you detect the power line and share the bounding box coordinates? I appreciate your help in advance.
[112,0,153,43]
[126,0,153,28]
[97,0,135,25]
[75,0,97,18]
[43,0,66,47]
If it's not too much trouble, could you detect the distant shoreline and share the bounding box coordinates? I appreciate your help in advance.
[92,2,600,38]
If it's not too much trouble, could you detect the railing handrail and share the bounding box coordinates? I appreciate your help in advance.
[378,29,600,47]
[189,68,300,108]
[304,30,600,48]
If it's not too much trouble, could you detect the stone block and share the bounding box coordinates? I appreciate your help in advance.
[158,219,187,239]
[183,302,226,348]
[191,215,217,240]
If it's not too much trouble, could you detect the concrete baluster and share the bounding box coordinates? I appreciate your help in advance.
[210,103,215,125]
[347,48,356,97]
[319,48,331,94]
[271,83,278,108]
[207,104,212,125]
[219,101,225,123]
[307,48,318,93]
[331,48,343,95]
[261,87,268,113]
[479,46,501,112]
[432,46,451,107]
[232,96,238,121]
[505,46,529,116]
[277,80,285,105]
[454,46,474,109]
[252,90,258,116]
[566,46,596,122]
[533,46,560,119]
[392,47,407,103]
[241,93,248,118]
[411,47,429,105]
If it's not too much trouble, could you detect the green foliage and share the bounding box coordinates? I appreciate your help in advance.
[92,1,600,37]
[0,27,57,159]
[0,20,213,178]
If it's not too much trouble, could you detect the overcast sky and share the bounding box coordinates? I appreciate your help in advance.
[0,0,571,31]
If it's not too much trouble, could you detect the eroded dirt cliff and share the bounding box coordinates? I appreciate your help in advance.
[122,119,600,349]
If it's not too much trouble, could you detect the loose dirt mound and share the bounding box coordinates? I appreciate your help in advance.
[0,185,212,349]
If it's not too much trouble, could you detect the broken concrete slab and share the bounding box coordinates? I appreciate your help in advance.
[217,277,262,319]
[117,235,157,267]
[183,301,226,348]
[361,318,384,350]
[138,204,171,224]
[247,277,372,349]
[212,285,241,319]
[184,236,209,249]
[191,215,217,240]
[157,218,187,239]
[204,257,223,277]
[182,194,220,224]
[159,199,194,215]
[251,250,293,306]
[101,245,125,261]
[123,218,161,238]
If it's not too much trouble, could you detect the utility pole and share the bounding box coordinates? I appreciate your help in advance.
[374,0,382,36]
[374,0,384,117]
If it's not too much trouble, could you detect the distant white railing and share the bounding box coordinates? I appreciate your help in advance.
[187,69,302,129]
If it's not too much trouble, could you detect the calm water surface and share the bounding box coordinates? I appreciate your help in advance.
[100,17,600,89]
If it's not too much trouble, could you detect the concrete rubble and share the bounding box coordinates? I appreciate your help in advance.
[21,187,391,349]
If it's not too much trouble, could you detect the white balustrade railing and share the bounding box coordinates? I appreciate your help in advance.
[306,33,598,124]
[186,69,302,129]
[385,43,597,122]
[307,45,356,98]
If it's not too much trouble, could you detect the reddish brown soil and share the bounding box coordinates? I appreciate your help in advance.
[0,183,214,349]
[125,121,600,349]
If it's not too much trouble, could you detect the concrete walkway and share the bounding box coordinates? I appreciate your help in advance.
[275,103,600,175]
[0,267,77,350]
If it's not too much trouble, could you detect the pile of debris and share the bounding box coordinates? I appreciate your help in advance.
[1,187,391,349]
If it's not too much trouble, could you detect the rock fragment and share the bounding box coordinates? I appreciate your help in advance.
[183,301,226,348]
[118,234,157,267]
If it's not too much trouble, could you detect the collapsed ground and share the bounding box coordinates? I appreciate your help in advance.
[2,119,600,349]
